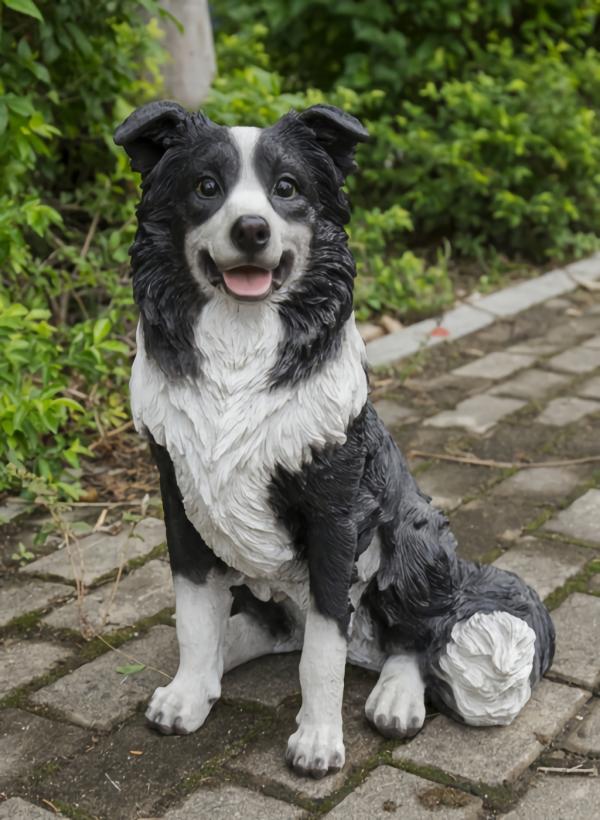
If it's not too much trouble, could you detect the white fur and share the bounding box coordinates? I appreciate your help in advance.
[185,127,312,294]
[365,653,426,737]
[287,601,347,775]
[437,610,536,726]
[146,572,232,732]
[131,307,368,590]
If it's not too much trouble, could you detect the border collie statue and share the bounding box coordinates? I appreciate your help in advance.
[114,101,554,779]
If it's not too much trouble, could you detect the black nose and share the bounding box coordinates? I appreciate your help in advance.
[230,215,270,254]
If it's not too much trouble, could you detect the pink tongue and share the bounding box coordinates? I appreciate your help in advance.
[223,267,272,298]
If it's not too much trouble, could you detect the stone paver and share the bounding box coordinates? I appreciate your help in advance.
[550,593,600,689]
[222,652,300,707]
[426,303,493,344]
[163,785,303,819]
[367,318,437,367]
[583,334,600,349]
[327,766,483,819]
[0,640,70,699]
[372,399,418,428]
[474,269,574,317]
[0,579,72,627]
[227,671,381,800]
[493,537,592,600]
[502,775,600,820]
[416,462,499,512]
[548,344,599,374]
[21,517,166,585]
[43,559,173,633]
[0,708,87,784]
[564,697,600,755]
[508,338,561,356]
[0,499,29,525]
[535,396,600,426]
[544,489,600,545]
[0,798,57,819]
[577,374,600,400]
[395,680,588,786]
[424,394,526,434]
[489,368,569,400]
[31,625,178,729]
[493,465,582,499]
[452,351,536,380]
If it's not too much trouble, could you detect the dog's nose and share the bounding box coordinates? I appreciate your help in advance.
[230,215,270,254]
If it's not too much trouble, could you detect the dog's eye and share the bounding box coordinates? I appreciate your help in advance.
[273,177,297,199]
[196,177,220,198]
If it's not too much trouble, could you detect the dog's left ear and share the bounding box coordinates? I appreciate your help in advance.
[114,100,189,176]
[298,104,369,179]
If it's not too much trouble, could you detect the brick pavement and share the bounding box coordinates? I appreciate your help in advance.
[0,278,599,818]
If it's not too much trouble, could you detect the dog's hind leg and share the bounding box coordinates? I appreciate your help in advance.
[365,652,426,738]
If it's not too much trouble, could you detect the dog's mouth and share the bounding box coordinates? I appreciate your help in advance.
[202,252,294,302]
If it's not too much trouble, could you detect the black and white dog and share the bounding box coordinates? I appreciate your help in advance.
[114,102,554,778]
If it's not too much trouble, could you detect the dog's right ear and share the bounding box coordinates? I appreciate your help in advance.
[114,100,188,176]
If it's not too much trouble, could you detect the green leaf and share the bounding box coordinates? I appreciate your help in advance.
[3,0,43,22]
[116,663,146,676]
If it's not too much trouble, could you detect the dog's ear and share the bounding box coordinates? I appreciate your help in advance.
[114,100,188,176]
[298,104,369,179]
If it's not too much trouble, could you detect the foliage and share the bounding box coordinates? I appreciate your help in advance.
[0,0,166,494]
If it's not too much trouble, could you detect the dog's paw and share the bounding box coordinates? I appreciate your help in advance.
[145,679,216,735]
[365,677,425,739]
[285,723,345,779]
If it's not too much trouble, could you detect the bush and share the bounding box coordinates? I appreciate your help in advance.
[0,0,166,494]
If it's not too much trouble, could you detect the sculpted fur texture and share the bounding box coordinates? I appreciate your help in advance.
[115,101,555,778]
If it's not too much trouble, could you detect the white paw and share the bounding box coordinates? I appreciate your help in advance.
[145,679,217,735]
[286,722,345,779]
[365,677,426,739]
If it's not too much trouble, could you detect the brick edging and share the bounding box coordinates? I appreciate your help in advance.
[366,253,600,367]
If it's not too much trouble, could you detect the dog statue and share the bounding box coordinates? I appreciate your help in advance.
[114,102,554,778]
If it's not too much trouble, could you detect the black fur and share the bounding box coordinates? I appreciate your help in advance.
[148,432,226,582]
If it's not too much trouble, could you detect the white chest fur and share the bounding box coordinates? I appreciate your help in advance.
[130,294,368,581]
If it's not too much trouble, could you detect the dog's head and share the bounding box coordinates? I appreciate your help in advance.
[114,102,368,378]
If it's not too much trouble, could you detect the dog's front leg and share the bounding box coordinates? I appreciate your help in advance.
[286,599,347,778]
[146,572,232,734]
[286,514,355,778]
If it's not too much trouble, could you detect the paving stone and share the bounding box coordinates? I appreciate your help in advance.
[544,489,600,545]
[577,375,600,400]
[0,798,57,819]
[0,640,71,698]
[550,593,600,689]
[31,625,178,729]
[425,303,493,344]
[0,579,72,627]
[583,334,600,349]
[358,322,384,343]
[452,351,536,380]
[489,368,569,400]
[548,344,599,374]
[394,679,589,786]
[589,573,600,593]
[227,668,381,800]
[222,652,300,707]
[327,766,483,819]
[21,517,166,585]
[475,269,575,317]
[502,774,600,820]
[564,698,600,755]
[450,497,538,563]
[545,315,600,345]
[43,560,173,634]
[493,466,582,500]
[35,708,264,820]
[162,785,303,819]
[416,462,499,512]
[535,396,600,426]
[493,537,592,600]
[424,394,526,434]
[367,319,437,367]
[565,251,600,283]
[508,338,562,356]
[0,708,87,784]
[0,498,29,525]
[372,399,419,429]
